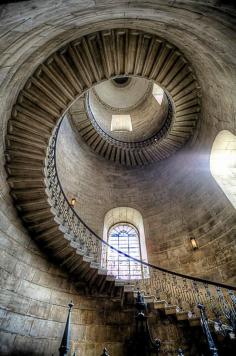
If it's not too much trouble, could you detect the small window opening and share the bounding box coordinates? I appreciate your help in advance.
[210,130,236,208]
[152,83,164,105]
[111,115,132,132]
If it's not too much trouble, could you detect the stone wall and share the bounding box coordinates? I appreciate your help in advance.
[0,193,198,356]
[57,116,236,286]
[0,1,236,355]
[0,194,132,355]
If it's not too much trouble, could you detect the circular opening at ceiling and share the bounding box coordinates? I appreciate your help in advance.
[84,77,170,143]
[112,76,131,87]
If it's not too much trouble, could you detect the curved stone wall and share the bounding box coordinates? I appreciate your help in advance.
[88,80,168,142]
[0,1,236,355]
[0,194,131,355]
[57,116,236,285]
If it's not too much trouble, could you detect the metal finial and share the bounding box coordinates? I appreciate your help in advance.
[101,348,110,356]
[136,290,146,313]
[68,300,74,309]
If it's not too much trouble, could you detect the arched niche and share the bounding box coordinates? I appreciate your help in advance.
[210,130,236,208]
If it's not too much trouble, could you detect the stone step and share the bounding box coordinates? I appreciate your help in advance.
[14,103,56,128]
[31,76,68,109]
[28,217,56,232]
[11,188,46,200]
[6,148,45,162]
[22,207,52,221]
[8,177,44,189]
[16,198,47,211]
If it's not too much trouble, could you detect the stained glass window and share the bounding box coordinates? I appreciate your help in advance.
[106,223,142,280]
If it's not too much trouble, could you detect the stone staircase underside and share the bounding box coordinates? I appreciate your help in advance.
[68,36,201,167]
[69,94,176,167]
[5,28,201,297]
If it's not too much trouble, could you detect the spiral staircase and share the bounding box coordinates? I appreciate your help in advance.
[4,28,236,350]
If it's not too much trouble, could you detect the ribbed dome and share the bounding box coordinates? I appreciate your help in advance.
[62,29,201,167]
[92,77,151,111]
[88,77,168,142]
[1,2,236,355]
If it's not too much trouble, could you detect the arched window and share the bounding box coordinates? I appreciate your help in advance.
[101,207,149,280]
[107,223,141,279]
[210,130,236,208]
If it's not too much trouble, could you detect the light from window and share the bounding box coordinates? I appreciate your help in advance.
[106,223,142,280]
[210,130,236,208]
[111,115,132,132]
[152,84,164,105]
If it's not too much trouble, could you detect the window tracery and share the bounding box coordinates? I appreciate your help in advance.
[106,223,142,279]
[101,207,149,280]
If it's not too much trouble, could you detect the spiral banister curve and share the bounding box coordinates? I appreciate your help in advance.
[45,116,236,334]
[46,117,236,289]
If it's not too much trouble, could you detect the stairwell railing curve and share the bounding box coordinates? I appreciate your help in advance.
[45,117,236,335]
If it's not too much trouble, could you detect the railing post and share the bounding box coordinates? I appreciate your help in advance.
[59,301,74,356]
[198,304,218,356]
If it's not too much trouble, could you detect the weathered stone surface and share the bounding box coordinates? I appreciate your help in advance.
[57,116,236,285]
[0,0,236,355]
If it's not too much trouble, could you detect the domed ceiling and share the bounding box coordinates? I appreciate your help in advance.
[88,77,168,142]
[65,29,201,167]
[93,76,151,111]
[70,82,199,168]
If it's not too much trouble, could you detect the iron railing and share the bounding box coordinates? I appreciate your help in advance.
[45,117,236,335]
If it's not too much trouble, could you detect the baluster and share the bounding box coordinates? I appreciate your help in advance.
[69,213,74,233]
[228,289,236,307]
[154,271,161,300]
[95,240,102,264]
[71,213,76,236]
[45,122,236,340]
[73,219,79,238]
[171,274,178,306]
[176,276,184,310]
[78,226,86,251]
[192,280,203,316]
[64,200,70,227]
[90,235,98,262]
[181,278,189,311]
[227,290,236,334]
[217,287,236,333]
[101,243,107,269]
[204,284,221,322]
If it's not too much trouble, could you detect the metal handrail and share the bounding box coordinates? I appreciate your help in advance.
[45,116,236,334]
[48,116,236,291]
